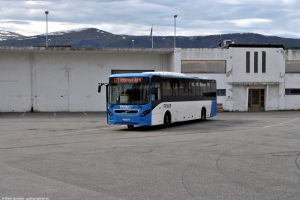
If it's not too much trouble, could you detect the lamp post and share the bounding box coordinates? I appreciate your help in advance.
[174,15,177,48]
[45,11,49,47]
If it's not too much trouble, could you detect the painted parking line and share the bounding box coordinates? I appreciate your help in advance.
[263,117,300,128]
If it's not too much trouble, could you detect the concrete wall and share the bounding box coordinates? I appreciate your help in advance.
[1,47,300,112]
[284,49,300,110]
[232,86,247,111]
[0,53,32,112]
[0,48,174,112]
[181,47,300,111]
[229,47,286,111]
[181,48,229,109]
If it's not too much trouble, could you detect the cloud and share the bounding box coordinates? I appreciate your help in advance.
[229,18,272,28]
[0,20,30,25]
[0,0,299,38]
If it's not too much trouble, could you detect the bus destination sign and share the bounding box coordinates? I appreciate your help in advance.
[114,77,142,83]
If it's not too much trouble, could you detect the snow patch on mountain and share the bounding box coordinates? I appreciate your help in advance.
[0,30,24,40]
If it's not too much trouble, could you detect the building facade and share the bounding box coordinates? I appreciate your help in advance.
[0,45,299,112]
[181,44,300,111]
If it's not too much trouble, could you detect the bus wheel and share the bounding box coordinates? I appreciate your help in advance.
[163,113,170,128]
[200,109,206,122]
[127,125,134,129]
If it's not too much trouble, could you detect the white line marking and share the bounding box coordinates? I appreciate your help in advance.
[263,117,300,128]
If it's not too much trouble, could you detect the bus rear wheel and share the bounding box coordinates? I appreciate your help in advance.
[127,125,134,129]
[200,109,206,122]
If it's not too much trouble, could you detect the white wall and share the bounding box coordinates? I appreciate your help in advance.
[0,48,174,112]
[230,48,285,83]
[181,48,229,109]
[285,95,300,110]
[229,47,285,111]
[232,86,247,111]
[1,47,300,112]
[180,47,300,111]
[181,48,228,60]
[266,85,280,111]
[0,53,31,112]
[284,49,300,110]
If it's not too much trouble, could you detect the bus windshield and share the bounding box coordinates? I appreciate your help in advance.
[108,77,150,105]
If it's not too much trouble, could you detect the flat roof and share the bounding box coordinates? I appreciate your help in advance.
[0,46,174,54]
[227,44,284,48]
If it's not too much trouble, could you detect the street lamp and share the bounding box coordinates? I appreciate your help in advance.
[45,11,49,47]
[132,40,135,48]
[174,14,177,48]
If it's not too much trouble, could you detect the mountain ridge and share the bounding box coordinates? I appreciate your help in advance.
[1,28,300,48]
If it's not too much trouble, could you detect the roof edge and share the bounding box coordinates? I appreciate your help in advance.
[227,44,284,48]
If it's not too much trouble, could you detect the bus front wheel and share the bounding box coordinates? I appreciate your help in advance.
[200,109,206,122]
[163,113,170,128]
[127,125,134,129]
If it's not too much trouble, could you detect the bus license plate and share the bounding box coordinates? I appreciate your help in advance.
[122,118,130,122]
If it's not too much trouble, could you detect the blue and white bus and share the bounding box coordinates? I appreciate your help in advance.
[98,72,217,128]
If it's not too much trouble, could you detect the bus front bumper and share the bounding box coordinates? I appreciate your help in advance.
[108,115,151,126]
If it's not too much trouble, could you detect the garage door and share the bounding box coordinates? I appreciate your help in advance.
[35,69,69,111]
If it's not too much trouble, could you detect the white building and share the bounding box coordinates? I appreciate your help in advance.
[181,44,300,111]
[0,44,299,112]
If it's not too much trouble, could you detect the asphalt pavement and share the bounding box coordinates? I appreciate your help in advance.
[0,111,300,200]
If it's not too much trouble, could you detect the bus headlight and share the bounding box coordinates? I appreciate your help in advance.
[108,110,113,116]
[140,110,151,117]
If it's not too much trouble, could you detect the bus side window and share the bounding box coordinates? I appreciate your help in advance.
[171,79,179,100]
[156,87,161,100]
[210,81,217,99]
[162,79,171,101]
[180,80,188,101]
[151,87,156,100]
[190,81,196,100]
[195,81,199,100]
[151,84,161,100]
[206,82,211,97]
[151,76,161,101]
[200,81,206,99]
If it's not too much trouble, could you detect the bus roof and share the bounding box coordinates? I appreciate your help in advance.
[109,71,216,81]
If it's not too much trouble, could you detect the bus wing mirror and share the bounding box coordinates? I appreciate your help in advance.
[98,83,110,93]
[98,83,103,93]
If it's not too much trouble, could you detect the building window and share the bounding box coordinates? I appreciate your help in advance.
[285,89,300,95]
[286,61,300,73]
[181,60,226,73]
[246,52,250,73]
[217,89,226,96]
[262,51,266,73]
[254,52,258,73]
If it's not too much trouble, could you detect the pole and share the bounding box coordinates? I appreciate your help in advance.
[45,11,49,47]
[152,25,153,48]
[174,15,177,48]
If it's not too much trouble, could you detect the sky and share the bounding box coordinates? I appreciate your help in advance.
[0,0,300,38]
